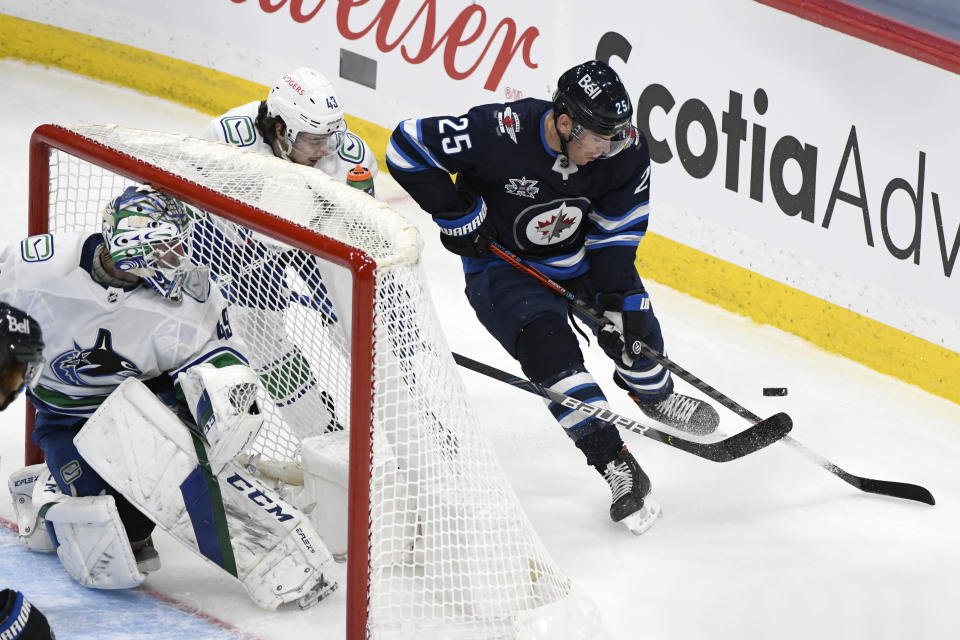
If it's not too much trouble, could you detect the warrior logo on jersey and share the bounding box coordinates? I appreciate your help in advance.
[495,107,520,143]
[505,176,540,199]
[51,328,142,386]
[521,200,587,246]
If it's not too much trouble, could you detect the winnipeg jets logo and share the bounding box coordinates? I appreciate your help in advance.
[505,177,540,199]
[51,328,142,386]
[496,107,521,143]
[525,201,584,245]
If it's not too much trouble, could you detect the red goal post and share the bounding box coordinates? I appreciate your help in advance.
[26,123,604,638]
[28,123,377,636]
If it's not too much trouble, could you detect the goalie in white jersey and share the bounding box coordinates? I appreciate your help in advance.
[2,186,336,610]
[199,67,377,439]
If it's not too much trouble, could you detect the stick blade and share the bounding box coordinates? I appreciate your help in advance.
[857,478,935,505]
[708,412,793,462]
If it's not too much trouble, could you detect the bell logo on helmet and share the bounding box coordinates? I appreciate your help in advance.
[6,315,30,335]
[578,74,602,100]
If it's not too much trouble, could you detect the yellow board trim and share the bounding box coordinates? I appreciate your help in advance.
[636,235,958,404]
[3,13,956,405]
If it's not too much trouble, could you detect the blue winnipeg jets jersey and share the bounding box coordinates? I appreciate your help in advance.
[386,97,651,292]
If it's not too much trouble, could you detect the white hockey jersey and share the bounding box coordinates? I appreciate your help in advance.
[201,100,378,193]
[0,232,248,417]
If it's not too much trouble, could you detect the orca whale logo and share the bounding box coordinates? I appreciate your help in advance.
[52,328,142,386]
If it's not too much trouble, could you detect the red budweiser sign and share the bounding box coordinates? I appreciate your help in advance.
[230,0,540,90]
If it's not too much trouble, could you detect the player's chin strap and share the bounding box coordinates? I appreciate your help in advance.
[275,136,293,162]
[553,111,573,168]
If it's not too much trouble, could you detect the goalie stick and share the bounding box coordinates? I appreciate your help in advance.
[451,352,791,463]
[488,241,936,506]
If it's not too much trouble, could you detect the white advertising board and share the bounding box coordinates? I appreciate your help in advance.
[563,2,959,351]
[3,0,957,352]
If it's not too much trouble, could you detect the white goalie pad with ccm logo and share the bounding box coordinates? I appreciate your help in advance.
[75,377,335,609]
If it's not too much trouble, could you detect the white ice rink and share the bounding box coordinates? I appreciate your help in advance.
[1,59,959,640]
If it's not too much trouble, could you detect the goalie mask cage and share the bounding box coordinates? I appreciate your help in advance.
[27,124,604,639]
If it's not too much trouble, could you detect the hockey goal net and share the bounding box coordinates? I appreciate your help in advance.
[27,124,603,639]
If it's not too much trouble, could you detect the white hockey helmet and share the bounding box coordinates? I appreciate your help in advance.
[267,68,346,161]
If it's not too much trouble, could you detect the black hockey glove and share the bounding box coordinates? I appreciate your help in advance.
[434,196,497,258]
[596,289,657,365]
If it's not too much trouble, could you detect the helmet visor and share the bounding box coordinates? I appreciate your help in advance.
[0,355,43,411]
[570,123,638,160]
[290,131,341,165]
[22,356,43,389]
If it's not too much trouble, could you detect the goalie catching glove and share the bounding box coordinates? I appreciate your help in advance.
[178,363,264,474]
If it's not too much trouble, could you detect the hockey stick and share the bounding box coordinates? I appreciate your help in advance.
[488,241,936,505]
[451,352,791,463]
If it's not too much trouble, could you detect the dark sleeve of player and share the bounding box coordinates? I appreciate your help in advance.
[584,140,653,294]
[385,109,490,219]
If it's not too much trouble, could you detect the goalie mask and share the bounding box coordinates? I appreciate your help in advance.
[552,59,638,161]
[0,302,44,411]
[102,185,210,302]
[267,67,346,165]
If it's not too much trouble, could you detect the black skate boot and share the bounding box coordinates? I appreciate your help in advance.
[614,373,719,435]
[596,447,661,535]
[131,536,161,573]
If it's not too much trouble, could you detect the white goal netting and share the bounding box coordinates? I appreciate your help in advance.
[33,124,603,639]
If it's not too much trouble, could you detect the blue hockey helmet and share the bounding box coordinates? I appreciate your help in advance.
[0,302,44,410]
[552,60,637,159]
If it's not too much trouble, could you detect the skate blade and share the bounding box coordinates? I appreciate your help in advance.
[619,497,662,536]
[135,555,161,573]
[297,576,338,609]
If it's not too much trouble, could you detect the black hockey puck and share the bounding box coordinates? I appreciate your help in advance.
[763,387,788,396]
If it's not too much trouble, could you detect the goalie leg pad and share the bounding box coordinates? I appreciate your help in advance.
[43,494,146,589]
[76,378,335,609]
[8,464,62,552]
[225,468,337,609]
[178,363,265,474]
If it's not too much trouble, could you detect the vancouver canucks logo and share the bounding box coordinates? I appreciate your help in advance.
[51,328,142,386]
[505,177,540,199]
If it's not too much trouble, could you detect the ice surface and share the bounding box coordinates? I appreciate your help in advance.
[1,59,958,640]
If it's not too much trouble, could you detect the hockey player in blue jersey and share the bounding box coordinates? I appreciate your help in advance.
[0,305,55,640]
[387,60,719,534]
[0,303,44,413]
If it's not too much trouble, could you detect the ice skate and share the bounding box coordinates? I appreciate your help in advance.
[615,373,719,435]
[296,574,338,610]
[131,536,161,573]
[597,447,661,536]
